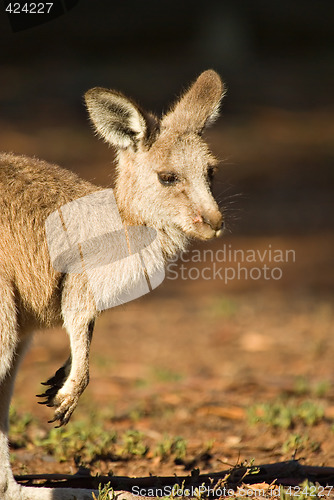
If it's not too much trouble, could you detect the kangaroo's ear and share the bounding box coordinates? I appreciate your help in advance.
[85,88,147,149]
[161,70,225,134]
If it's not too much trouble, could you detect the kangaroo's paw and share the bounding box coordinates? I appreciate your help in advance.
[46,383,83,427]
[37,357,71,407]
[37,357,88,426]
[38,377,89,427]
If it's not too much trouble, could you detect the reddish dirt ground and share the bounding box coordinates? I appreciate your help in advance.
[3,110,334,488]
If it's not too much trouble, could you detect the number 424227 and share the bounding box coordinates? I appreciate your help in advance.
[6,3,54,14]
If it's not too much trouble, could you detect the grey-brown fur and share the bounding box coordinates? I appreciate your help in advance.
[0,70,224,499]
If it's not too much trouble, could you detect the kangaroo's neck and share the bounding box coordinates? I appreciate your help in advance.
[114,193,188,261]
[118,205,188,260]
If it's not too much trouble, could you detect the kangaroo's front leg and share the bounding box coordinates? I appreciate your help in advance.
[38,316,95,427]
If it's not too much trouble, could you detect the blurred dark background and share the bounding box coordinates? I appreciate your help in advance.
[4,2,334,474]
[0,0,333,236]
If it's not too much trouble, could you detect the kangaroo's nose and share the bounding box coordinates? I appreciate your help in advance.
[202,212,224,236]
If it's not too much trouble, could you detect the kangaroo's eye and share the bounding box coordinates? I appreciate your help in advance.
[207,166,216,184]
[158,172,179,186]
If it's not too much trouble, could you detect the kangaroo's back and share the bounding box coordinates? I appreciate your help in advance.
[0,153,98,324]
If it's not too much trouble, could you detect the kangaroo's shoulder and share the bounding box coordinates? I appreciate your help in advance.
[0,152,99,208]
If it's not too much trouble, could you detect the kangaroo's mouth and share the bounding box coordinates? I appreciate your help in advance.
[214,227,224,237]
[191,213,224,240]
[184,223,223,241]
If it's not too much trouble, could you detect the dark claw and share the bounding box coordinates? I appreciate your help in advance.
[36,387,59,406]
[37,398,51,406]
[37,357,75,427]
[37,357,71,408]
[40,361,71,388]
[48,416,65,428]
[41,364,68,386]
[40,386,59,397]
[37,399,55,407]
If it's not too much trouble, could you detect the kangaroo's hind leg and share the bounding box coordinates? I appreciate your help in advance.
[2,342,98,500]
[0,275,32,499]
[0,282,97,500]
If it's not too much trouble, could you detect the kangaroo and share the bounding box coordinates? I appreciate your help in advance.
[0,70,224,499]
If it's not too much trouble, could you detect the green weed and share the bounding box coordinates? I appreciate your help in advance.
[314,380,331,398]
[293,377,330,398]
[36,418,117,463]
[92,481,114,500]
[248,399,324,429]
[9,406,34,448]
[282,433,307,454]
[119,430,148,458]
[282,432,321,455]
[155,435,187,461]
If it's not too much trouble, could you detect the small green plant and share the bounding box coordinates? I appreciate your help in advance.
[298,401,324,426]
[155,435,187,461]
[120,430,148,458]
[161,482,186,500]
[9,406,34,448]
[173,436,187,460]
[203,439,215,453]
[248,399,324,429]
[293,377,330,398]
[282,433,307,454]
[293,377,310,396]
[193,482,208,500]
[248,402,293,429]
[37,418,117,463]
[314,380,331,397]
[92,481,114,500]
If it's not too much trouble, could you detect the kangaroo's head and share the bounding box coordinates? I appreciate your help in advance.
[85,70,225,245]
